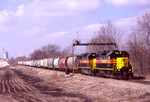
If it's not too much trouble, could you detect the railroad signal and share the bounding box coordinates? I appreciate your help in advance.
[71,32,118,75]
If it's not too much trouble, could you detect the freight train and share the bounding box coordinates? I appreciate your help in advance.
[18,50,134,79]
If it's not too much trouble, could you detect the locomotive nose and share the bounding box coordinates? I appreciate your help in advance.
[117,57,129,71]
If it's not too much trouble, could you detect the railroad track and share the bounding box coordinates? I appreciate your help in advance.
[73,69,150,85]
[109,75,150,85]
[30,65,150,86]
[128,79,150,85]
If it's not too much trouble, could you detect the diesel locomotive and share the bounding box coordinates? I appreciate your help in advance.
[18,50,133,79]
[77,50,133,78]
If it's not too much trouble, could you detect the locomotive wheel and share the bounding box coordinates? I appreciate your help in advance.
[108,71,113,78]
[126,75,129,79]
[124,73,129,79]
[94,69,100,77]
[76,68,81,73]
[88,69,91,75]
[121,71,129,79]
[80,69,85,75]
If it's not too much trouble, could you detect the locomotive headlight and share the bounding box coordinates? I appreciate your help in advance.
[129,69,131,71]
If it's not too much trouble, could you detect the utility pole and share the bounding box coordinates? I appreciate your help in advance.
[72,44,75,74]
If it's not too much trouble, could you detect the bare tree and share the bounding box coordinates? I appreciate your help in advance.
[126,10,150,74]
[86,21,123,52]
[30,49,44,60]
[41,44,61,58]
[30,43,61,60]
[126,33,145,74]
[137,10,150,53]
[61,45,72,56]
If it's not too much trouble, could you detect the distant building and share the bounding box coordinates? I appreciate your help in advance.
[3,50,9,60]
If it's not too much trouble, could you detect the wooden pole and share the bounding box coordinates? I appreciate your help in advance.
[72,44,74,74]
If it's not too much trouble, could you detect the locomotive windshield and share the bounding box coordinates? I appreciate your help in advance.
[109,50,129,59]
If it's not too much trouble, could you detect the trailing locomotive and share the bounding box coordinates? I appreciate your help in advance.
[18,50,133,79]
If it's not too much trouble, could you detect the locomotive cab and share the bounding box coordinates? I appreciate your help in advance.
[109,50,133,77]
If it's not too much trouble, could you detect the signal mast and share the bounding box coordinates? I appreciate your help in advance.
[71,32,117,74]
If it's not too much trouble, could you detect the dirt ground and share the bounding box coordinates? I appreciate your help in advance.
[0,65,150,102]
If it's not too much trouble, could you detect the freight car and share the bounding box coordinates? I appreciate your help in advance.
[18,50,133,79]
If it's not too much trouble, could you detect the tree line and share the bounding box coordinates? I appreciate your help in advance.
[86,11,150,75]
[29,44,73,60]
[126,11,150,75]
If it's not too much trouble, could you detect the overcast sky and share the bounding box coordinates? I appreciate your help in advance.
[0,0,150,58]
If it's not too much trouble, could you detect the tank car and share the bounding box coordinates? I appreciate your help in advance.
[53,58,60,70]
[59,57,68,70]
